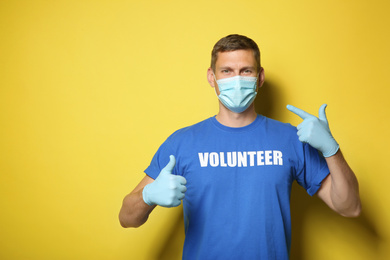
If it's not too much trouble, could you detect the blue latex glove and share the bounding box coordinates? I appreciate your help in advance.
[142,155,187,207]
[287,104,339,157]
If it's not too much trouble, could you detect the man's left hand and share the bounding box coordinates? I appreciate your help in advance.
[287,104,339,157]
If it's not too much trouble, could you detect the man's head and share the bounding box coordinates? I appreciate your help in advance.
[210,34,261,73]
[207,34,265,115]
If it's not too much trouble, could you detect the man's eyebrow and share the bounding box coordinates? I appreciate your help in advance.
[218,66,233,70]
[240,66,256,70]
[217,66,256,71]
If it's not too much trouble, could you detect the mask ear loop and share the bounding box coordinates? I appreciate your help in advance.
[255,72,260,92]
[212,71,220,96]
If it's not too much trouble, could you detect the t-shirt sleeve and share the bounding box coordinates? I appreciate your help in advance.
[295,142,330,196]
[144,138,176,180]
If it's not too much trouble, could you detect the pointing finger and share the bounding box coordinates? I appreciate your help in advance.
[287,105,313,120]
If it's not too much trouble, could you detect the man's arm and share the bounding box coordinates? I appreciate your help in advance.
[119,155,187,228]
[119,175,156,228]
[316,150,361,217]
[287,104,361,217]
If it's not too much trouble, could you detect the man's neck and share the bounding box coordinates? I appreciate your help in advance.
[215,104,257,128]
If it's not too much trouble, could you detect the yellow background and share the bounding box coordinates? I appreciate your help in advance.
[1,0,389,259]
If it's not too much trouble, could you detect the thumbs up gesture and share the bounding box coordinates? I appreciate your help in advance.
[287,104,339,157]
[142,155,187,207]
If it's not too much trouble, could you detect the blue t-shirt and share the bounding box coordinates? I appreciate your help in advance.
[145,115,329,260]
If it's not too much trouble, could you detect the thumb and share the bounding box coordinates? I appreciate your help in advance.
[318,104,328,122]
[161,155,176,174]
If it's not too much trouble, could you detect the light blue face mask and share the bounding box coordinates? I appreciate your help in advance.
[214,74,258,113]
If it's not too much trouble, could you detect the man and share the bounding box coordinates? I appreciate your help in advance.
[119,34,361,259]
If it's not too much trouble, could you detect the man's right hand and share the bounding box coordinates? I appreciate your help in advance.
[142,155,187,207]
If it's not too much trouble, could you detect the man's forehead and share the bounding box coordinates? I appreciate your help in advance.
[215,50,256,66]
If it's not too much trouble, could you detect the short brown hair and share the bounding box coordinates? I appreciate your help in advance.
[210,34,261,72]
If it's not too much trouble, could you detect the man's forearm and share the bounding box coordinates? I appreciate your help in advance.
[119,189,156,228]
[325,150,361,217]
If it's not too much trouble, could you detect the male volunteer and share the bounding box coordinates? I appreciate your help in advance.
[119,34,361,259]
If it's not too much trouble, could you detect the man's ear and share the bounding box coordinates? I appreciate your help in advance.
[207,67,216,88]
[257,67,265,91]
